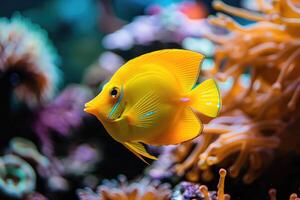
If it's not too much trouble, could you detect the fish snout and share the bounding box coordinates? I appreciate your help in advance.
[84,102,98,116]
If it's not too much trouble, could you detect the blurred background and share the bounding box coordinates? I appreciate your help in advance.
[0,0,241,85]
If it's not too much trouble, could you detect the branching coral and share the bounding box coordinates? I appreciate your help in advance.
[148,0,300,184]
[0,15,60,107]
[77,175,171,200]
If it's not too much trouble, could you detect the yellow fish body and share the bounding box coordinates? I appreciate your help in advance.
[84,49,221,161]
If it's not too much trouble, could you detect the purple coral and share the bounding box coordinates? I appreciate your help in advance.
[61,144,102,176]
[33,84,92,155]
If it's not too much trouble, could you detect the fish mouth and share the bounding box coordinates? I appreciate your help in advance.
[84,104,98,116]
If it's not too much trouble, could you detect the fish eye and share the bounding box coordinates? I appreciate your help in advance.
[110,87,119,98]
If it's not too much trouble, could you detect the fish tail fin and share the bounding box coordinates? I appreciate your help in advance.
[189,79,221,117]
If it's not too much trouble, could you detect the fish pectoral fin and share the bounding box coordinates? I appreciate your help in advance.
[123,142,157,163]
[153,107,203,145]
[126,90,160,128]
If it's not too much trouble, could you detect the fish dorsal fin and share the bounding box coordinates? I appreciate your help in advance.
[123,142,157,163]
[126,90,160,128]
[151,107,203,145]
[124,49,204,92]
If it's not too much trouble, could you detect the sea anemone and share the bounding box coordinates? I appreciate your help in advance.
[0,15,60,107]
[77,175,171,200]
[148,0,300,184]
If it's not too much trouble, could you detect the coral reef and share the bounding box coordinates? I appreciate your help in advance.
[0,137,51,199]
[1,136,102,199]
[77,175,171,200]
[0,15,60,107]
[1,1,300,199]
[172,169,229,200]
[171,169,299,200]
[148,0,300,184]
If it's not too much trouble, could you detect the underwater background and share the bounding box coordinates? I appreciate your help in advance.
[0,0,300,199]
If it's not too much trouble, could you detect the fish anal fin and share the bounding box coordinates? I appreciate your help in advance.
[152,107,203,145]
[123,142,157,163]
[123,143,150,164]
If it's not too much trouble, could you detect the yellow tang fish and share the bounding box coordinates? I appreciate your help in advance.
[84,49,221,162]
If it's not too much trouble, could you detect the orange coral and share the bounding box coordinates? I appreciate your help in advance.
[153,0,300,184]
